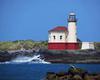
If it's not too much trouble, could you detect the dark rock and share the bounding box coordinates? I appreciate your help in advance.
[0,51,12,62]
[39,49,100,63]
[46,67,100,80]
[0,50,36,62]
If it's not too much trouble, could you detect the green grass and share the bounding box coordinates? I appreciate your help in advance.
[0,40,48,51]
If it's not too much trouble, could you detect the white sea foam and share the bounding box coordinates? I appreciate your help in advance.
[0,55,50,64]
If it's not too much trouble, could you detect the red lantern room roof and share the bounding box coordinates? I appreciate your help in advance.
[49,26,67,32]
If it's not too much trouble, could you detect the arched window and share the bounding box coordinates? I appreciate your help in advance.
[60,35,62,40]
[53,35,56,40]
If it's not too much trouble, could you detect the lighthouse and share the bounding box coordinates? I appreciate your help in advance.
[48,12,79,50]
[67,13,77,42]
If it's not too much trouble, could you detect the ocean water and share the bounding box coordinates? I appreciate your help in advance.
[0,63,100,80]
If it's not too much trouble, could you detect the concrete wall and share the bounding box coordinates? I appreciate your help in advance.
[48,43,79,50]
[81,42,95,50]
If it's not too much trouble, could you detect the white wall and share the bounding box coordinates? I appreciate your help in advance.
[81,42,95,50]
[48,31,68,43]
[67,22,77,42]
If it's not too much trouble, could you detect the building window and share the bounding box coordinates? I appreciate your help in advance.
[53,36,56,40]
[60,35,62,40]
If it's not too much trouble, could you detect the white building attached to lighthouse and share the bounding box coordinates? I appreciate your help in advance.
[48,13,79,50]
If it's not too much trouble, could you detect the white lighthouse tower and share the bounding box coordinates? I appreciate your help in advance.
[67,13,77,42]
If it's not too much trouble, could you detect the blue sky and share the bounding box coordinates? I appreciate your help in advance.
[0,0,100,41]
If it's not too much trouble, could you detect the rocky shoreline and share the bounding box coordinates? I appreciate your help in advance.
[0,49,100,63]
[39,49,100,63]
[0,50,36,62]
[46,66,100,80]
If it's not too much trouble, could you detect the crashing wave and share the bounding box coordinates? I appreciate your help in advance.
[0,55,50,64]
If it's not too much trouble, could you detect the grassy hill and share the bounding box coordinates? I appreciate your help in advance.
[0,40,48,51]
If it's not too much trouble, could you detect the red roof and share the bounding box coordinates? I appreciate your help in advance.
[49,26,67,32]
